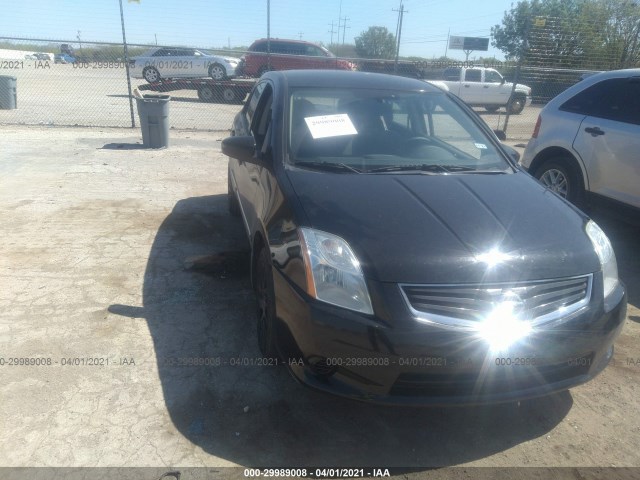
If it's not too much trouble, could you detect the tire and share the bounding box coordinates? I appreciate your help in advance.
[507,95,526,115]
[534,158,584,206]
[227,169,241,217]
[197,85,216,103]
[209,63,227,80]
[255,246,279,359]
[143,67,161,83]
[220,87,237,103]
[485,106,500,113]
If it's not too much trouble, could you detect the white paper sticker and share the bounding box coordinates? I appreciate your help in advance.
[304,114,358,139]
[474,143,488,149]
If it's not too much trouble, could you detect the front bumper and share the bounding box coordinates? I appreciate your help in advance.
[274,271,627,406]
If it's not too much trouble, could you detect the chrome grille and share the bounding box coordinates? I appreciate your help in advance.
[400,274,592,329]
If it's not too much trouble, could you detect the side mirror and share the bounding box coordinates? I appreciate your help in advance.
[221,136,258,164]
[493,129,506,141]
[501,144,521,163]
[500,77,506,84]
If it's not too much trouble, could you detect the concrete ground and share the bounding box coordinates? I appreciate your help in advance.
[1,125,639,473]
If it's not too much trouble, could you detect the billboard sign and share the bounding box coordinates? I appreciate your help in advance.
[449,36,490,51]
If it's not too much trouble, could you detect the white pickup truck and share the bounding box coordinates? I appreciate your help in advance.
[441,67,532,114]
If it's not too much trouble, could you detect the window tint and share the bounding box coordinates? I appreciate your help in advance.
[305,45,323,56]
[593,78,640,125]
[251,85,273,150]
[485,70,503,83]
[245,82,266,125]
[464,69,481,82]
[252,42,268,53]
[559,79,617,115]
[152,49,170,57]
[443,68,460,81]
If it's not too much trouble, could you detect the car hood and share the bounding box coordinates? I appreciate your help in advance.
[286,169,599,284]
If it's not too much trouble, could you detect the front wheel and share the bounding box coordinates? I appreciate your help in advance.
[255,246,279,359]
[507,95,526,115]
[209,63,227,80]
[535,158,584,206]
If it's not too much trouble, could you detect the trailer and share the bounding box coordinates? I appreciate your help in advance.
[138,77,256,104]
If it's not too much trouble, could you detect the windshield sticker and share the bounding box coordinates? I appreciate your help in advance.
[474,143,488,149]
[304,114,358,139]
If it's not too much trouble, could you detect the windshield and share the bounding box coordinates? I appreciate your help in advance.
[288,88,511,174]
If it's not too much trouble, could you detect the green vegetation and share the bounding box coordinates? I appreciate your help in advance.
[491,0,640,69]
[354,26,397,59]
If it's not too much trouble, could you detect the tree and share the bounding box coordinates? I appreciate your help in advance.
[491,0,589,66]
[580,0,640,69]
[354,26,396,59]
[491,0,640,69]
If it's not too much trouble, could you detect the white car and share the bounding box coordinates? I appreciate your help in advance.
[130,47,241,83]
[520,69,640,211]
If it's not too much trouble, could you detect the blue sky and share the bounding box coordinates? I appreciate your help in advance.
[0,0,515,60]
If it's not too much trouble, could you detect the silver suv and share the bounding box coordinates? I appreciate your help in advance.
[520,69,640,211]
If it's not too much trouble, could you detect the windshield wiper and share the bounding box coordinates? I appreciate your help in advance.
[294,161,361,174]
[367,164,461,174]
[367,164,507,174]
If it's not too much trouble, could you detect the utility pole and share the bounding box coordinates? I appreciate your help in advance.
[77,30,83,60]
[298,32,303,40]
[118,0,135,128]
[444,27,450,58]
[154,33,158,46]
[328,21,336,46]
[393,3,406,73]
[341,16,350,45]
[267,0,271,70]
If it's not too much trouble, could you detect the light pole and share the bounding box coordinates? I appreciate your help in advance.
[118,0,136,128]
[77,30,83,60]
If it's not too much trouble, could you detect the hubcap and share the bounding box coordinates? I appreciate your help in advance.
[211,66,225,79]
[540,169,568,197]
[145,69,158,82]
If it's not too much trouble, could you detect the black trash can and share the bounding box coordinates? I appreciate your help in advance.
[135,94,170,148]
[0,75,17,110]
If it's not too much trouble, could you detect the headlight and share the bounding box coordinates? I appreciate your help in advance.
[299,228,373,314]
[585,220,618,298]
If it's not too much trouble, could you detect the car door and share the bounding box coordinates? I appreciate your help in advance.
[459,68,484,104]
[230,82,267,234]
[151,48,173,77]
[282,42,306,70]
[483,69,509,105]
[191,49,208,77]
[170,48,192,78]
[571,77,640,208]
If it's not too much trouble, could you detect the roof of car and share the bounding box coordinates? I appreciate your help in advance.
[251,38,321,46]
[546,68,640,108]
[264,69,441,92]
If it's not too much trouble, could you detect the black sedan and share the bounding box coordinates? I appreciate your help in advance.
[221,70,626,405]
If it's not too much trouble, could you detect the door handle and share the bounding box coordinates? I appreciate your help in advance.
[483,85,489,88]
[584,127,605,137]
[464,84,470,88]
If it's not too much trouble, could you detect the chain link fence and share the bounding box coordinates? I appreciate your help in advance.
[1,5,637,139]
